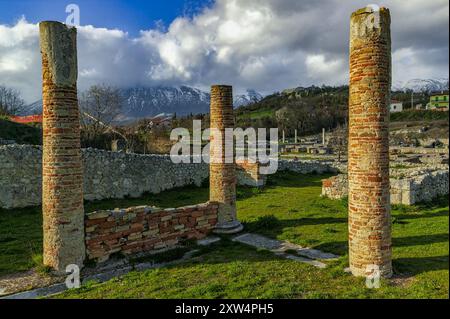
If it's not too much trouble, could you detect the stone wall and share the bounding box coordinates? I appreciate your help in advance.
[0,145,346,209]
[322,169,449,205]
[85,201,218,262]
[0,145,208,209]
[278,159,345,174]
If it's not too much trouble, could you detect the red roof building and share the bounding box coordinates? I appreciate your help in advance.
[9,114,43,124]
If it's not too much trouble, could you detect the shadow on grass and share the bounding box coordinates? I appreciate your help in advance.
[245,216,347,232]
[263,171,335,189]
[314,233,449,257]
[395,210,449,221]
[393,255,449,275]
[393,233,449,247]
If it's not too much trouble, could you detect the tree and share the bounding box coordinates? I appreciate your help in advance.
[0,85,26,116]
[79,85,123,140]
[328,123,348,162]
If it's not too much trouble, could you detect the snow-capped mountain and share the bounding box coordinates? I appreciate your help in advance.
[23,100,43,115]
[233,89,264,107]
[393,78,449,93]
[23,86,264,121]
[121,86,210,119]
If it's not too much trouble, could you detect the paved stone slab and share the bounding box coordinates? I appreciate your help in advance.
[282,254,326,269]
[197,236,221,246]
[232,233,338,268]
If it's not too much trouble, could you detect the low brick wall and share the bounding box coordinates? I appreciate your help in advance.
[236,160,266,187]
[321,175,348,199]
[85,202,218,262]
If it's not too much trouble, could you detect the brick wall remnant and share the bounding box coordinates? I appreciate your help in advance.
[348,7,392,278]
[209,85,243,234]
[85,202,218,262]
[40,21,85,272]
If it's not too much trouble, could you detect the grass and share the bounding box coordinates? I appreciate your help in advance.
[0,172,448,298]
[236,108,274,120]
[390,110,449,122]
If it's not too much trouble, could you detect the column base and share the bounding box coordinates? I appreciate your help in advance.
[213,220,244,234]
[349,264,393,278]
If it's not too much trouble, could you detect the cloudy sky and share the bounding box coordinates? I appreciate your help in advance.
[0,0,448,103]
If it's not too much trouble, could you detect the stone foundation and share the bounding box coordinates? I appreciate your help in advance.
[322,169,449,205]
[85,202,218,262]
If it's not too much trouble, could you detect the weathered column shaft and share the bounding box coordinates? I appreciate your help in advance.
[209,85,243,234]
[40,21,85,272]
[348,7,392,277]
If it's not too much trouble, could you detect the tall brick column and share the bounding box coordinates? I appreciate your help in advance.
[348,7,392,278]
[40,21,85,272]
[210,85,243,234]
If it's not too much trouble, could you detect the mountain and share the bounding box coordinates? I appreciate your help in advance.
[120,86,210,120]
[23,86,264,121]
[393,78,449,93]
[23,100,43,115]
[233,89,264,107]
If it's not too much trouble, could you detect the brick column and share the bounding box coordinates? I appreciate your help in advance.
[40,21,85,272]
[209,85,243,234]
[348,7,392,278]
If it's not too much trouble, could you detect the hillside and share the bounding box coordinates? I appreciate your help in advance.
[235,85,349,136]
[235,84,449,137]
[23,86,264,122]
[0,118,42,145]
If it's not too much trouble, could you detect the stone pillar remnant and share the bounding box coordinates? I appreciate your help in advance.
[40,21,85,272]
[322,128,326,146]
[209,85,243,234]
[348,7,392,277]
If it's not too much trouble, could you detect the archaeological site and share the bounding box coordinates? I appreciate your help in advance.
[0,1,448,305]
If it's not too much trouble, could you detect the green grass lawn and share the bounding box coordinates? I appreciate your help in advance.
[0,172,448,298]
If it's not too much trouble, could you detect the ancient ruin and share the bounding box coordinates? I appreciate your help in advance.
[209,85,243,234]
[348,7,392,277]
[40,21,85,272]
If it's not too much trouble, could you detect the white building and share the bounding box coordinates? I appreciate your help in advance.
[390,101,403,113]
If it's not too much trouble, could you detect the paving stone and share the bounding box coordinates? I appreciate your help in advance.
[232,233,338,268]
[197,236,221,246]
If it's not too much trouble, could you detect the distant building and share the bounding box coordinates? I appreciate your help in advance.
[428,91,449,111]
[389,101,403,113]
[147,113,173,130]
[415,104,424,110]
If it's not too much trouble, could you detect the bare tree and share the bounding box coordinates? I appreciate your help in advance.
[0,85,26,116]
[79,85,123,140]
[328,123,348,162]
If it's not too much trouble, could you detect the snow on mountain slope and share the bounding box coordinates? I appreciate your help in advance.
[393,78,449,93]
[23,86,264,121]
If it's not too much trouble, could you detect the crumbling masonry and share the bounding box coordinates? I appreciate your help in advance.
[209,85,243,234]
[348,7,392,277]
[40,21,85,272]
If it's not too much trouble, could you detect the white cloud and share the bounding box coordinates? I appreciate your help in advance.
[306,54,346,84]
[0,0,448,103]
